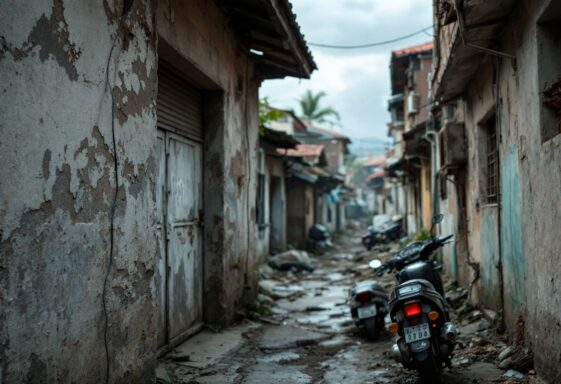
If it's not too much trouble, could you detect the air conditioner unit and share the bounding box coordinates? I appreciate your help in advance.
[442,104,457,122]
[440,121,466,168]
[407,92,420,114]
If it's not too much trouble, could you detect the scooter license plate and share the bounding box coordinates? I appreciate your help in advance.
[357,305,377,319]
[404,323,431,343]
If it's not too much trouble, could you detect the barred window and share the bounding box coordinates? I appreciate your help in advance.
[485,118,498,204]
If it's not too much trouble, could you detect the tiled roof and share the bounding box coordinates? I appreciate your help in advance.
[277,144,325,157]
[307,125,351,142]
[392,41,433,57]
[364,155,386,167]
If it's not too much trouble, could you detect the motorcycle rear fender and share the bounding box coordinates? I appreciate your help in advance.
[388,280,446,318]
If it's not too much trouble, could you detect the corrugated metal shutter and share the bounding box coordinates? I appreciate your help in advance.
[157,65,203,142]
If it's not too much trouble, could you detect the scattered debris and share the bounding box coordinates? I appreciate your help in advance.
[259,279,305,300]
[259,264,275,279]
[498,346,514,361]
[269,250,315,272]
[159,227,546,384]
[447,287,468,308]
[503,369,525,379]
[510,348,534,373]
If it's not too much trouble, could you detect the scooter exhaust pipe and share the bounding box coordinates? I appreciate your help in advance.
[442,322,457,342]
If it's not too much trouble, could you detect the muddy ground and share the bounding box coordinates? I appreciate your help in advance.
[158,228,545,384]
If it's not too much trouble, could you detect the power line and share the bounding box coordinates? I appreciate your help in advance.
[308,25,433,49]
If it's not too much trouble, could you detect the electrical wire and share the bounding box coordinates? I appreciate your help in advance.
[101,2,134,383]
[308,25,433,49]
[102,28,120,384]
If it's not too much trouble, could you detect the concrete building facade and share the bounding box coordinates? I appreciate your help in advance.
[0,0,314,382]
[432,0,561,380]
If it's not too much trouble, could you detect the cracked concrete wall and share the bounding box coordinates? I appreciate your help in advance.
[156,0,260,327]
[499,1,561,380]
[0,0,158,382]
[440,0,561,380]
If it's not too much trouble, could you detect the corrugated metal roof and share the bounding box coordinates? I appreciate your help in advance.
[277,143,325,157]
[216,0,317,79]
[364,155,386,167]
[307,125,351,143]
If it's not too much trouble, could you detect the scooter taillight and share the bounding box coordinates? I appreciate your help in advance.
[404,302,421,317]
[357,292,371,303]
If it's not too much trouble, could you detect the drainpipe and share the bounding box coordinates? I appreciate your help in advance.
[452,0,516,66]
[424,129,440,219]
[495,56,505,330]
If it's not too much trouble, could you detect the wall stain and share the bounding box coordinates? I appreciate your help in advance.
[42,150,52,180]
[0,0,81,80]
[112,59,157,124]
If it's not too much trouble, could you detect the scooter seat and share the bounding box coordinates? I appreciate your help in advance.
[351,279,387,297]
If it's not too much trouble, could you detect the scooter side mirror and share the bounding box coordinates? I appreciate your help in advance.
[432,214,444,225]
[369,259,382,269]
[430,214,444,238]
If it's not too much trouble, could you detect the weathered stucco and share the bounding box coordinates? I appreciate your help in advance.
[1,0,158,382]
[437,0,561,380]
[155,0,261,328]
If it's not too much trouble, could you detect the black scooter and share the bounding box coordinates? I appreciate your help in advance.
[348,279,388,340]
[361,217,403,250]
[371,214,456,384]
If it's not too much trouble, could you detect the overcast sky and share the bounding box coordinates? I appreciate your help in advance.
[259,0,432,141]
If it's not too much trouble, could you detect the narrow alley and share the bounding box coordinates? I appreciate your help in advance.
[2,0,560,383]
[157,227,539,384]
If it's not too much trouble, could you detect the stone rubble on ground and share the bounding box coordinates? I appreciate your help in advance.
[157,226,544,384]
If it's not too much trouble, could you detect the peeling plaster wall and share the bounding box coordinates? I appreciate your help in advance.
[499,1,561,379]
[462,61,502,309]
[0,0,158,382]
[155,0,260,326]
[441,0,561,380]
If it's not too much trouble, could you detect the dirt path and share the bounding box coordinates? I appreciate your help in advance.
[158,229,541,384]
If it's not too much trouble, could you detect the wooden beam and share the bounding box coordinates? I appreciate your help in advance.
[248,41,296,64]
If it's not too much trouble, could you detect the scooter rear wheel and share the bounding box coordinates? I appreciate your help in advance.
[363,317,379,341]
[417,354,442,384]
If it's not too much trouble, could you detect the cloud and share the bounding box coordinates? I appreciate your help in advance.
[259,0,432,140]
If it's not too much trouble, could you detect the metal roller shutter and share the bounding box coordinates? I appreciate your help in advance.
[157,65,203,142]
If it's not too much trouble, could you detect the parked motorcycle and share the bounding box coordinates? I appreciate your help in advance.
[348,279,388,340]
[361,215,403,250]
[308,224,333,254]
[371,214,456,384]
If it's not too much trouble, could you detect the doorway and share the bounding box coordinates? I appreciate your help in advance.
[156,64,205,348]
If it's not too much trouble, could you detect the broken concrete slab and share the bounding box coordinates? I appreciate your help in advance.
[269,250,314,272]
[258,325,327,350]
[259,279,305,300]
[243,362,311,384]
[167,324,255,369]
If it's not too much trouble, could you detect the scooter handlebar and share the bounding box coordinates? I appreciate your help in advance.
[438,234,454,244]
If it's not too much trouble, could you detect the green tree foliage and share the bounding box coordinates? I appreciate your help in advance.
[259,97,284,127]
[298,90,341,126]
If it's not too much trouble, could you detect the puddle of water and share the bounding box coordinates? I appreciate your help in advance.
[257,351,300,363]
[326,273,345,281]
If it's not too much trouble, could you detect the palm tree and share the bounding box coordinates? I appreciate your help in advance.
[298,90,341,126]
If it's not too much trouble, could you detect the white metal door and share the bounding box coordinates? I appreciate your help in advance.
[156,131,204,346]
[166,133,203,341]
[156,63,204,346]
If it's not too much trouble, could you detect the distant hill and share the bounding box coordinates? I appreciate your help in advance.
[348,137,388,157]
